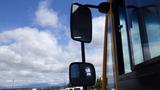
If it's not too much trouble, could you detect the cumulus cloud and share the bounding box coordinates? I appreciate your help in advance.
[35,0,60,28]
[92,16,105,48]
[0,27,67,86]
[0,26,84,87]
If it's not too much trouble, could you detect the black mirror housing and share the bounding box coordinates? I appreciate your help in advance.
[70,3,92,43]
[69,62,96,86]
[98,2,110,14]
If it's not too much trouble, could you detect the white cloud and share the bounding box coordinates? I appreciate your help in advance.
[0,27,68,86]
[0,26,84,87]
[84,16,113,77]
[92,16,105,48]
[35,0,60,28]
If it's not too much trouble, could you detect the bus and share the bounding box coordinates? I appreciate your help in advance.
[69,0,160,90]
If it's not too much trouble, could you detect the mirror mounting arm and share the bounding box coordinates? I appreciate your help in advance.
[85,2,110,14]
[81,42,86,63]
[84,4,99,9]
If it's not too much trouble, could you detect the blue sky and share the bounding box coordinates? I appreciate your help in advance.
[0,0,105,30]
[0,0,111,88]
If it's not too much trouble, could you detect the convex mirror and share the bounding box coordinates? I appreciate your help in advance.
[70,3,92,43]
[69,62,96,86]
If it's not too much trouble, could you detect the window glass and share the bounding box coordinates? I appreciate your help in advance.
[130,10,144,64]
[71,64,79,78]
[144,6,160,58]
[119,11,131,73]
[124,0,160,64]
[125,9,144,65]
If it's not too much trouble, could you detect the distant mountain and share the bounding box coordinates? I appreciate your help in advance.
[17,83,52,88]
[17,83,67,88]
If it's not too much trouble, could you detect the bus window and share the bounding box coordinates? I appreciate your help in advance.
[124,0,160,65]
[144,6,160,58]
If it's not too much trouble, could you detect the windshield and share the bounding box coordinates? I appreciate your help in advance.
[0,0,109,89]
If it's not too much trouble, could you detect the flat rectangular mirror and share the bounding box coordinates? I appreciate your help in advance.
[69,62,96,86]
[70,3,92,43]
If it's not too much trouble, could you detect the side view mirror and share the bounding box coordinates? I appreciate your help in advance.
[70,3,92,43]
[69,62,96,86]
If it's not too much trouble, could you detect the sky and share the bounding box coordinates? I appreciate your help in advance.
[0,0,112,88]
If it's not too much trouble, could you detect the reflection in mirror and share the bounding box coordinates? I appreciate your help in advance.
[72,4,79,13]
[69,62,96,86]
[70,3,92,43]
[70,64,80,78]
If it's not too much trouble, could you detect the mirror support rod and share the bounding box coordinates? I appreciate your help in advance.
[81,42,87,90]
[81,42,86,63]
[84,4,99,9]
